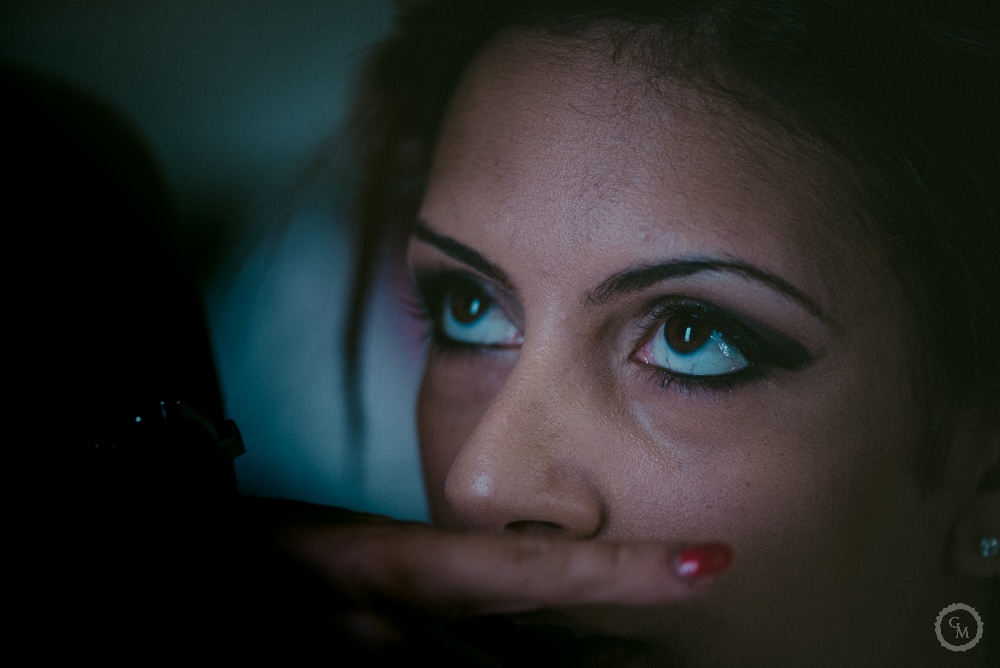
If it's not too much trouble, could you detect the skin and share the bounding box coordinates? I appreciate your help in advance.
[402,29,996,666]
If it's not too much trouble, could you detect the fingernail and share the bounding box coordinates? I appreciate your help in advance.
[675,543,733,579]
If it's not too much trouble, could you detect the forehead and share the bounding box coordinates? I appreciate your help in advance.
[420,29,878,310]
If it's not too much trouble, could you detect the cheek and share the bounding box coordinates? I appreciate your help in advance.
[622,360,924,534]
[602,368,938,653]
[624,344,932,591]
[416,354,512,526]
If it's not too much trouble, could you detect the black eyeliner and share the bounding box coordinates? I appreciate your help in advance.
[409,267,516,353]
[637,299,814,395]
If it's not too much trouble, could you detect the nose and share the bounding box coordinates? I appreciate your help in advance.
[443,354,605,538]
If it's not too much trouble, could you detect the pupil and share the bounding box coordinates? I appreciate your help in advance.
[665,314,712,354]
[450,286,489,324]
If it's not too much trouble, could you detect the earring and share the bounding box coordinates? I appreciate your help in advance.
[980,536,999,559]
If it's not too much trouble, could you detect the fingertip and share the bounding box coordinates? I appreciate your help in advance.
[673,543,733,580]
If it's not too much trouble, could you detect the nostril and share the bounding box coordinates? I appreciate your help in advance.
[504,520,564,534]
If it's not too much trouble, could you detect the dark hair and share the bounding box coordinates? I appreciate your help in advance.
[345,0,1000,473]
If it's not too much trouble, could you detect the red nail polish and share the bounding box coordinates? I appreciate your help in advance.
[675,543,733,579]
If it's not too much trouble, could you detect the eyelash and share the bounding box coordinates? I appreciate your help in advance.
[405,270,508,353]
[635,301,769,395]
[407,270,809,392]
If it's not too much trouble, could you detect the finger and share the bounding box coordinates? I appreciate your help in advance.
[279,521,731,617]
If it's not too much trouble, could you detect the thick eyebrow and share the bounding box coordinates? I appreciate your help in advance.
[588,259,832,324]
[411,220,515,292]
[412,220,831,325]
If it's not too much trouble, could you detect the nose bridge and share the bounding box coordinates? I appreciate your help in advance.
[444,343,605,537]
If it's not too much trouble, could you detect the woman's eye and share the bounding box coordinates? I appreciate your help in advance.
[633,311,750,377]
[440,284,522,347]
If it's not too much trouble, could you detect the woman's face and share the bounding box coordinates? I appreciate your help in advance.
[409,31,962,664]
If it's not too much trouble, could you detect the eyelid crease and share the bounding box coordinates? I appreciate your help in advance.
[411,220,517,294]
[410,261,523,322]
[587,258,834,329]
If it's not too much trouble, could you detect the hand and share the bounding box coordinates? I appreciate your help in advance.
[247,499,732,662]
[272,503,729,616]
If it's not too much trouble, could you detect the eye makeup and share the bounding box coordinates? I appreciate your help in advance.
[411,259,814,391]
[407,267,522,352]
[632,298,815,395]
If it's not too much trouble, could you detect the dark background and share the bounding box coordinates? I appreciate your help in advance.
[1,0,427,519]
